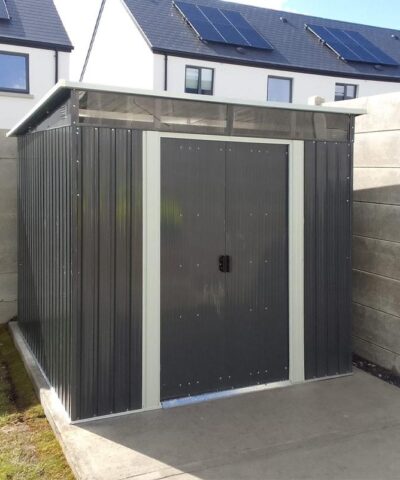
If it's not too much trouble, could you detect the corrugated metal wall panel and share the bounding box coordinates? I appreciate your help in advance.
[225,142,289,386]
[160,138,226,400]
[18,126,143,421]
[304,141,352,379]
[18,128,74,417]
[77,127,142,420]
[160,139,288,400]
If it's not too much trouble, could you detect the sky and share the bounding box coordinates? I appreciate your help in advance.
[235,0,400,29]
[54,0,400,80]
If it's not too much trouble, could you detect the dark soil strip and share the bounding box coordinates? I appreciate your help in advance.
[1,359,18,406]
[353,354,400,389]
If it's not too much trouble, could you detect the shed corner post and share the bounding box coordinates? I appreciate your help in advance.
[69,88,82,420]
[289,140,305,384]
[142,130,161,410]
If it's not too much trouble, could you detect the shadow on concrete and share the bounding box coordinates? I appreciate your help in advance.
[76,370,400,480]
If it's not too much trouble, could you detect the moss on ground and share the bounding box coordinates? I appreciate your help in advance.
[0,325,74,479]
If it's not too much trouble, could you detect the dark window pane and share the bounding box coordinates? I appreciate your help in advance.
[335,83,357,102]
[0,52,28,92]
[186,67,214,95]
[267,77,292,103]
[335,84,345,98]
[345,85,357,99]
[185,68,199,94]
[200,68,213,95]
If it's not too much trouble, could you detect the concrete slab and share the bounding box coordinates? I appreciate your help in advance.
[353,303,400,357]
[353,168,400,206]
[353,269,400,318]
[0,300,17,323]
[0,272,17,302]
[353,130,400,168]
[353,236,400,282]
[0,158,17,213]
[0,129,17,159]
[353,336,400,376]
[353,202,400,243]
[9,321,400,480]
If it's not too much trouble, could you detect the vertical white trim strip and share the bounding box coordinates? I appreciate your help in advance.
[289,140,305,384]
[141,133,305,411]
[142,131,161,409]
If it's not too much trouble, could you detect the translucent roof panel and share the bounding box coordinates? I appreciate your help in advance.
[77,89,350,142]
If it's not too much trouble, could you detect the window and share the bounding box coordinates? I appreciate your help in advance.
[185,66,214,95]
[335,83,357,101]
[0,51,29,93]
[267,76,292,103]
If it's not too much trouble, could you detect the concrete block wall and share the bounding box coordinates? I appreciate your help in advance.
[0,130,17,324]
[327,92,400,374]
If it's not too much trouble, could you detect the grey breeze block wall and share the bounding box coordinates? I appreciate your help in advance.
[0,129,18,324]
[332,92,400,374]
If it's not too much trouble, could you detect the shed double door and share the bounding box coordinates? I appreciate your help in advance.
[161,138,288,401]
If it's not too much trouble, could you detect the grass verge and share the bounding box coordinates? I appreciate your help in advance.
[0,324,74,479]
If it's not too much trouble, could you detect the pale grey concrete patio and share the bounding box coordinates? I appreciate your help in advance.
[11,322,400,480]
[76,369,400,480]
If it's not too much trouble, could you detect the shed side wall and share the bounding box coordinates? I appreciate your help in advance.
[76,127,142,420]
[18,128,74,416]
[327,93,400,375]
[304,140,353,379]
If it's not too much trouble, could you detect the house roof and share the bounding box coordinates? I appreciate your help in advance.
[122,0,400,81]
[0,0,73,51]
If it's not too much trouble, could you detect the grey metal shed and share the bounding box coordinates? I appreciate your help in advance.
[9,80,363,422]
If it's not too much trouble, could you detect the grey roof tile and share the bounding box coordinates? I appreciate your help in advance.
[123,0,400,81]
[0,0,72,50]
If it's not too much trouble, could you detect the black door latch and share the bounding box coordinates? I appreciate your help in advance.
[219,255,231,273]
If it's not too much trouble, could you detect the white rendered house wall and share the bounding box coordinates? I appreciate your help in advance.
[54,0,102,81]
[154,54,400,104]
[0,44,69,130]
[82,0,154,90]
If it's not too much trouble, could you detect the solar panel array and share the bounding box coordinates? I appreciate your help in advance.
[174,1,273,50]
[0,0,10,20]
[307,24,398,66]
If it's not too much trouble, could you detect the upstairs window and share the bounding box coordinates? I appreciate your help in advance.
[0,51,29,93]
[185,66,214,95]
[335,83,357,101]
[267,76,293,103]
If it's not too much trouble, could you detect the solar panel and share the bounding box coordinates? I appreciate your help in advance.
[200,6,247,46]
[174,1,273,50]
[347,30,399,66]
[222,10,272,50]
[334,29,378,63]
[0,0,10,20]
[175,2,225,43]
[306,24,398,66]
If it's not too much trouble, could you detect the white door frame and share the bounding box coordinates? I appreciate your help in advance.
[142,131,304,410]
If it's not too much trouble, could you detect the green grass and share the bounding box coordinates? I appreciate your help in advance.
[0,325,74,480]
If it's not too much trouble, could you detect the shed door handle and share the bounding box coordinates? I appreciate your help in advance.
[219,255,230,273]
